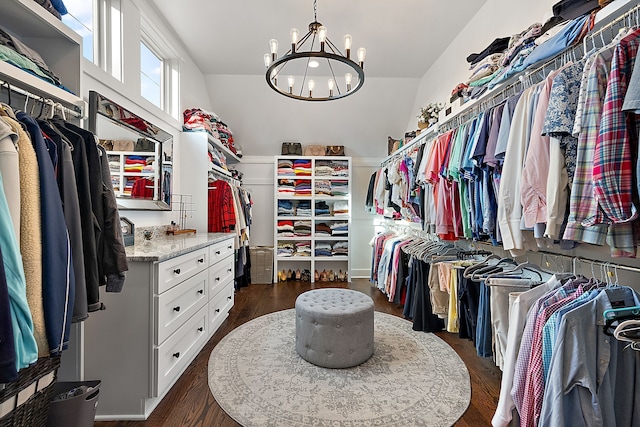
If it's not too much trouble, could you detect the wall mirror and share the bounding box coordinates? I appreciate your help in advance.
[88,91,173,210]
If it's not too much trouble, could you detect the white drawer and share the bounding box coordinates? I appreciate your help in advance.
[208,284,234,337]
[157,248,208,294]
[155,269,208,345]
[210,239,234,265]
[209,257,234,299]
[154,305,208,396]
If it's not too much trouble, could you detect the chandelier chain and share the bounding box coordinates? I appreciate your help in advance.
[313,0,317,22]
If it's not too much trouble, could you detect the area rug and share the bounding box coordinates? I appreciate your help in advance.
[208,309,471,426]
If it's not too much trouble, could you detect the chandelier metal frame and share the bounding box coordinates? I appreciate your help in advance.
[264,1,365,102]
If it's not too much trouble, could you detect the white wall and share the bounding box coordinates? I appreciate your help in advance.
[80,0,213,228]
[407,0,557,131]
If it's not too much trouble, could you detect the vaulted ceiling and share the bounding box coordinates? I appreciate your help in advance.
[149,0,488,79]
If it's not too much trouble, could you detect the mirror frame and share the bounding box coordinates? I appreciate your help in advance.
[88,91,173,211]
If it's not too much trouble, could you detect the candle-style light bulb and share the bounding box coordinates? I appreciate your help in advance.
[288,75,295,94]
[264,53,271,68]
[308,79,315,98]
[357,47,366,68]
[290,28,299,53]
[269,39,278,61]
[344,34,352,59]
[345,73,352,91]
[328,78,335,97]
[318,26,327,50]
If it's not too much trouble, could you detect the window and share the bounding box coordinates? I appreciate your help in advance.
[140,14,180,118]
[62,0,94,62]
[140,41,163,109]
[62,0,122,80]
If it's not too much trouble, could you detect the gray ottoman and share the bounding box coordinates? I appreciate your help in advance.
[295,288,374,368]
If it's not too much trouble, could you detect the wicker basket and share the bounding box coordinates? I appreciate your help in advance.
[250,246,274,284]
[0,356,61,427]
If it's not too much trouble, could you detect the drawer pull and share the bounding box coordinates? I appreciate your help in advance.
[197,289,204,295]
[227,245,232,250]
[173,306,181,312]
[173,268,181,274]
[198,327,204,332]
[227,296,232,300]
[215,277,221,282]
[215,250,221,255]
[227,268,232,273]
[215,308,220,313]
[173,352,180,359]
[198,258,205,263]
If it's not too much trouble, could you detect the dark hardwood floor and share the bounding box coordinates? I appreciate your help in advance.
[96,279,501,427]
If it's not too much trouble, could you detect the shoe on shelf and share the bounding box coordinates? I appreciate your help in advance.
[338,269,344,281]
[320,269,328,282]
[301,269,311,282]
[314,270,319,282]
[328,270,335,281]
[296,269,301,280]
[279,270,286,282]
[287,269,293,281]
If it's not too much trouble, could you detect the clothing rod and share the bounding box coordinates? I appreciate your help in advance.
[209,168,241,187]
[410,2,640,141]
[0,79,82,119]
[535,250,640,276]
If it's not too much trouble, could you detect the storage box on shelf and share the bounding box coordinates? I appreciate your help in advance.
[81,234,234,420]
[274,156,352,283]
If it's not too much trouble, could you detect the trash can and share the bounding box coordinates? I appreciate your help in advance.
[46,380,100,427]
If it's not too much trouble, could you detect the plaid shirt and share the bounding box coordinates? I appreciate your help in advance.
[520,287,585,427]
[208,180,236,233]
[591,30,640,225]
[511,279,585,419]
[563,54,609,245]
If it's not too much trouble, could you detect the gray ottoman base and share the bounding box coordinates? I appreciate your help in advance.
[295,288,374,369]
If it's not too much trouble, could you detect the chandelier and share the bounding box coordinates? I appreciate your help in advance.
[263,0,366,101]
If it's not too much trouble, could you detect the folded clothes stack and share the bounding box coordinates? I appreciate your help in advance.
[314,242,333,257]
[315,222,332,236]
[278,200,294,216]
[315,201,331,216]
[277,242,294,257]
[294,220,312,236]
[332,241,349,256]
[293,159,312,175]
[330,222,349,236]
[277,220,294,237]
[315,180,332,196]
[295,180,312,196]
[330,181,348,197]
[296,200,312,216]
[278,159,294,175]
[295,241,312,256]
[277,179,295,195]
[333,201,349,217]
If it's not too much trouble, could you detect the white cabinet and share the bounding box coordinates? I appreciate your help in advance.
[82,234,234,420]
[274,156,352,283]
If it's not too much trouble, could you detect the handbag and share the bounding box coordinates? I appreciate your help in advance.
[552,0,599,20]
[388,136,402,155]
[325,145,345,156]
[281,142,302,156]
[304,145,326,156]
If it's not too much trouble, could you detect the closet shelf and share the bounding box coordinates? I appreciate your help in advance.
[206,132,241,163]
[4,0,81,44]
[0,61,85,112]
[211,164,232,177]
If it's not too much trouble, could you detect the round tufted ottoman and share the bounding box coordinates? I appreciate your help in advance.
[295,288,374,368]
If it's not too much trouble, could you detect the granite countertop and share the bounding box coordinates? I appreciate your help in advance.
[125,232,234,262]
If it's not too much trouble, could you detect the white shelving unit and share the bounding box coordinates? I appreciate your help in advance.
[0,0,85,114]
[179,131,242,232]
[106,150,160,198]
[274,156,352,283]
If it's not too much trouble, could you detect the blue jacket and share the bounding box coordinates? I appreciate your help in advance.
[17,112,74,355]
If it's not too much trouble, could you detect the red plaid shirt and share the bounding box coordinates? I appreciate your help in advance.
[208,180,236,233]
[591,30,640,225]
